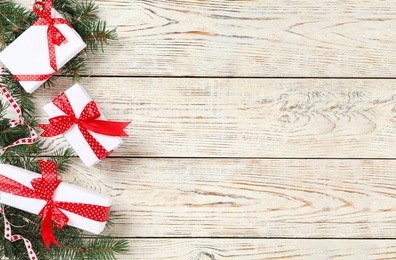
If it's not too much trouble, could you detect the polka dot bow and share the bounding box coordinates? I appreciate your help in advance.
[0,160,111,248]
[39,92,130,160]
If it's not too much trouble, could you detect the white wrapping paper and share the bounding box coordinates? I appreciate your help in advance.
[43,83,124,167]
[0,9,86,93]
[0,163,111,234]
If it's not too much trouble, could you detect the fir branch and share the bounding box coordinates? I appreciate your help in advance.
[83,21,117,52]
[69,0,117,54]
[0,2,35,49]
[0,143,42,169]
[82,237,128,260]
[51,0,76,16]
[53,236,128,260]
[0,1,126,259]
[59,55,86,82]
[39,78,56,90]
[105,211,115,228]
[75,0,99,23]
[50,147,75,173]
[0,72,36,120]
[0,99,7,117]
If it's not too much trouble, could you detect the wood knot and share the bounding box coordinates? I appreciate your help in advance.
[197,251,216,260]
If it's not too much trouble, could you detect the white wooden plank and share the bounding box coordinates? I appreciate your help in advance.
[117,239,396,260]
[33,77,396,158]
[61,158,396,238]
[9,0,396,77]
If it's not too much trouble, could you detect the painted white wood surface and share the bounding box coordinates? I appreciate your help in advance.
[11,0,396,77]
[5,0,396,259]
[120,239,396,260]
[82,0,396,77]
[61,158,396,239]
[35,77,396,158]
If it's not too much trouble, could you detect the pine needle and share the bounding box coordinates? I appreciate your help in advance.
[0,0,124,258]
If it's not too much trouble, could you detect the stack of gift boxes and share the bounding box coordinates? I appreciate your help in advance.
[0,0,130,247]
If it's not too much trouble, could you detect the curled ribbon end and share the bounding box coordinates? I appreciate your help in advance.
[82,120,131,137]
[44,237,59,249]
[113,121,131,137]
[38,124,54,137]
[41,208,60,249]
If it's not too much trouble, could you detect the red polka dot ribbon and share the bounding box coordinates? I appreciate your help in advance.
[0,160,111,248]
[0,208,38,260]
[39,92,130,160]
[0,85,37,156]
[13,0,73,82]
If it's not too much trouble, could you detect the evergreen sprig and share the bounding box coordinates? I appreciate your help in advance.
[0,1,35,48]
[0,0,126,259]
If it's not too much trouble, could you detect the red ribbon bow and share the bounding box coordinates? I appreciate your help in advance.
[14,0,73,82]
[39,93,130,160]
[0,160,111,248]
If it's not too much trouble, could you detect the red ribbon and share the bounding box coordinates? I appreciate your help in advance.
[39,93,130,160]
[0,85,38,156]
[0,160,111,248]
[13,0,72,82]
[0,208,38,260]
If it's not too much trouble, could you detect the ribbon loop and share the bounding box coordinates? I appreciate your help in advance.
[0,160,111,248]
[39,95,129,137]
[13,0,73,81]
[32,0,70,70]
[33,2,48,19]
[39,93,130,160]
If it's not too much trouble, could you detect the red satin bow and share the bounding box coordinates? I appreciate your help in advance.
[14,0,73,82]
[39,93,130,159]
[0,160,111,248]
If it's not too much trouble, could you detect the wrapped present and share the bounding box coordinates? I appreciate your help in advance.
[39,83,130,166]
[0,0,86,93]
[0,160,112,248]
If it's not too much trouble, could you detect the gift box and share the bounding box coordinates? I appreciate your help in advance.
[0,0,86,93]
[0,160,111,247]
[40,83,129,167]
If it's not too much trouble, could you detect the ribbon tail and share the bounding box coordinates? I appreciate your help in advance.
[41,210,59,248]
[38,123,57,137]
[83,120,131,136]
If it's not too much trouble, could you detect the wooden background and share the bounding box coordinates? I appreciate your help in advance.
[5,0,396,259]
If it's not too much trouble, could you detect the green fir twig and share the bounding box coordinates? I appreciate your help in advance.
[0,0,125,259]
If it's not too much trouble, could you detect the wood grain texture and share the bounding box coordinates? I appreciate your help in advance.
[62,158,396,238]
[10,0,396,77]
[5,1,396,258]
[33,77,396,158]
[116,239,396,260]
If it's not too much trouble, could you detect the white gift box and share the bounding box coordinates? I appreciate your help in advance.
[43,83,124,167]
[0,163,111,234]
[0,9,86,93]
